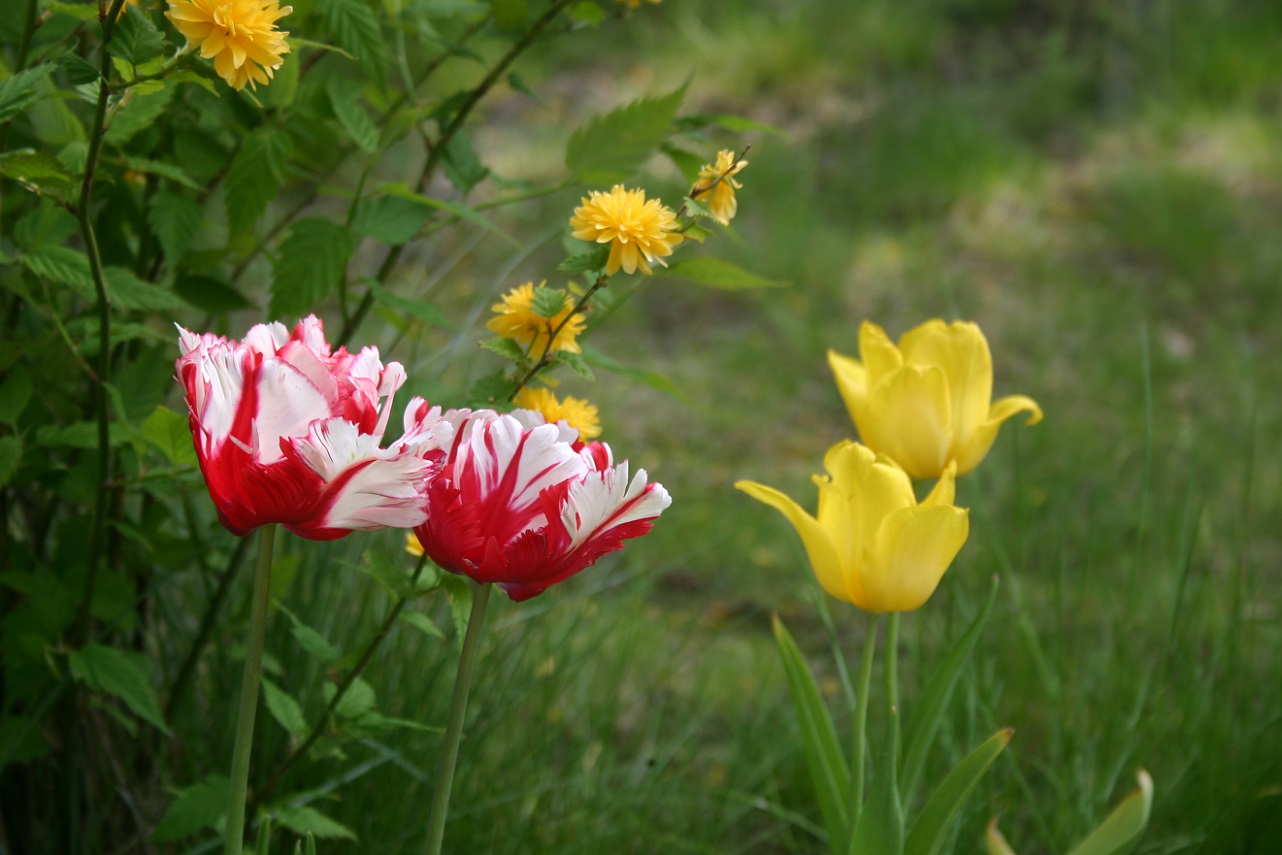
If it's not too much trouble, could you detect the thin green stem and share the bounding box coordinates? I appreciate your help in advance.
[508,276,607,399]
[851,613,881,830]
[423,582,493,855]
[223,524,277,855]
[885,611,901,770]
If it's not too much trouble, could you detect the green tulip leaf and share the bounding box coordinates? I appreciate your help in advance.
[773,615,851,851]
[848,705,906,855]
[254,816,272,855]
[903,728,1013,855]
[1065,770,1154,855]
[985,817,1019,855]
[901,576,999,802]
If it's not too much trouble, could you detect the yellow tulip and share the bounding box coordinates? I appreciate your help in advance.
[828,320,1043,480]
[735,441,969,613]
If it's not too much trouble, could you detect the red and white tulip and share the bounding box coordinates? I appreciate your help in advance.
[176,315,451,540]
[411,410,671,601]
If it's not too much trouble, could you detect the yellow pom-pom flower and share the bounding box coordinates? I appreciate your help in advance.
[166,0,292,92]
[487,282,586,356]
[693,150,748,226]
[828,320,1043,480]
[569,185,684,276]
[513,388,602,441]
[736,442,969,613]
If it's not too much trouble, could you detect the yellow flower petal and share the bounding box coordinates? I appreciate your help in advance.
[865,364,953,480]
[868,504,969,612]
[735,480,853,604]
[569,185,683,277]
[900,320,993,452]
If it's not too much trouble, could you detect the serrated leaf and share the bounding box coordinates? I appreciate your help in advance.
[148,192,204,265]
[274,804,358,841]
[565,84,686,184]
[480,337,526,362]
[125,157,202,191]
[45,1,100,20]
[19,245,95,297]
[150,775,229,841]
[1065,771,1154,855]
[361,550,415,598]
[174,274,253,313]
[261,678,308,737]
[441,129,489,196]
[351,195,431,245]
[107,6,168,66]
[362,278,452,328]
[316,0,386,82]
[270,217,354,317]
[0,367,33,425]
[558,244,610,275]
[327,77,379,154]
[56,51,102,85]
[903,729,1012,855]
[104,86,176,145]
[280,607,341,665]
[529,284,569,319]
[140,405,198,467]
[0,437,21,487]
[378,182,518,246]
[398,610,445,640]
[69,644,170,735]
[105,267,190,312]
[490,0,528,29]
[324,676,376,719]
[0,64,55,124]
[661,256,786,290]
[0,149,75,187]
[773,616,850,850]
[467,370,516,408]
[557,350,594,381]
[225,127,292,236]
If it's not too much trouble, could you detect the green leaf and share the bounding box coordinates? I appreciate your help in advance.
[529,284,569,319]
[558,244,610,275]
[279,606,341,665]
[140,405,198,467]
[363,278,453,328]
[274,804,358,841]
[0,64,54,124]
[0,716,50,768]
[254,816,273,855]
[479,337,526,362]
[0,437,22,488]
[1065,771,1154,855]
[225,127,292,236]
[316,0,386,82]
[466,370,516,408]
[150,775,229,841]
[324,676,376,719]
[399,610,445,640]
[37,421,129,449]
[174,274,253,313]
[0,148,75,187]
[270,217,354,318]
[0,366,33,425]
[378,182,519,246]
[327,77,379,154]
[849,704,905,855]
[556,350,595,381]
[45,1,100,20]
[903,729,1012,855]
[124,157,203,191]
[900,577,998,802]
[19,245,94,297]
[569,1,604,27]
[441,129,490,196]
[261,678,308,737]
[148,192,204,265]
[660,256,786,290]
[56,51,102,85]
[985,818,1018,855]
[107,6,168,66]
[773,615,851,851]
[360,549,415,598]
[352,195,432,245]
[490,0,528,29]
[581,346,682,398]
[104,86,176,145]
[69,644,170,735]
[565,84,686,184]
[105,267,191,312]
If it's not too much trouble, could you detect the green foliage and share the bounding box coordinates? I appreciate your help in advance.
[69,644,171,735]
[904,730,1011,855]
[106,6,168,67]
[565,84,687,184]
[226,127,293,236]
[151,775,230,841]
[271,217,355,317]
[316,0,387,83]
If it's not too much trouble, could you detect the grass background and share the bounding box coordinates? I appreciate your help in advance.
[173,1,1282,852]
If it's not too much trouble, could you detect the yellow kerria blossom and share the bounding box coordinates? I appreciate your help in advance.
[406,531,424,558]
[828,320,1043,480]
[693,150,748,226]
[487,281,586,356]
[513,388,602,441]
[569,185,684,276]
[736,441,969,613]
[166,0,292,92]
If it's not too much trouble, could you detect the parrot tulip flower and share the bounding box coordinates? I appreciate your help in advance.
[176,315,450,539]
[736,441,969,613]
[828,320,1043,480]
[411,410,671,602]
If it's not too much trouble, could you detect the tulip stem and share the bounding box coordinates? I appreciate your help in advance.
[223,524,276,855]
[885,611,900,763]
[851,612,881,831]
[423,581,493,855]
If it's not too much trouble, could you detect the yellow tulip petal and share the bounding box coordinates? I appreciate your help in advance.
[866,505,969,612]
[865,365,953,480]
[922,461,958,507]
[954,394,1043,475]
[900,320,993,454]
[734,480,854,604]
[858,320,902,383]
[827,349,870,436]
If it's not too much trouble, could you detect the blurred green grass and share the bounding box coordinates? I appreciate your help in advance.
[180,1,1282,851]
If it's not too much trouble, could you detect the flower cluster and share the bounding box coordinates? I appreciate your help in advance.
[178,316,667,599]
[693,149,748,226]
[738,319,1040,613]
[166,0,292,91]
[487,281,586,356]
